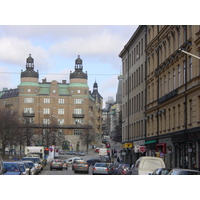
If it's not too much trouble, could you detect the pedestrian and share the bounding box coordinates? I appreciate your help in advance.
[117,157,120,162]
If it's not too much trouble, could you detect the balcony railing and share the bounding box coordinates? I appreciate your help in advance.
[23,112,35,117]
[72,114,85,118]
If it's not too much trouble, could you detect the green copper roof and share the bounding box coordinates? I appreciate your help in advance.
[18,82,40,87]
[69,83,89,88]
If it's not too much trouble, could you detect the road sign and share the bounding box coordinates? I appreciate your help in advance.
[139,146,146,153]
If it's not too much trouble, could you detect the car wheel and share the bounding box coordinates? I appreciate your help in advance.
[61,168,63,170]
[50,167,52,170]
[74,170,77,173]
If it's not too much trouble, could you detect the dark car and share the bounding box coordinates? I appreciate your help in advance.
[3,162,24,175]
[149,168,171,175]
[100,155,111,163]
[72,159,85,170]
[50,160,63,170]
[86,158,101,166]
[168,168,200,175]
[74,162,89,174]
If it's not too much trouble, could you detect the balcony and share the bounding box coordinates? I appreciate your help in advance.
[23,112,35,117]
[73,114,85,118]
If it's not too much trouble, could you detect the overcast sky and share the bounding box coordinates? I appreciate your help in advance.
[0,25,138,106]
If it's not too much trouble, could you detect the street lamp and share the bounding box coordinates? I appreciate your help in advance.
[179,49,200,60]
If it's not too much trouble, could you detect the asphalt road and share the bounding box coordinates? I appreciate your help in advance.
[40,140,121,175]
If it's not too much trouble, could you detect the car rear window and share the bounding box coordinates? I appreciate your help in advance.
[95,163,108,167]
[142,159,163,170]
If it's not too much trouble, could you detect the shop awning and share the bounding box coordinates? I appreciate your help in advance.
[145,140,157,144]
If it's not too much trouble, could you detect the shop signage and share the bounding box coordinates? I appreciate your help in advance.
[139,146,146,153]
[122,143,133,148]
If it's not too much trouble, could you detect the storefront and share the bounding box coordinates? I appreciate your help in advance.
[145,140,157,157]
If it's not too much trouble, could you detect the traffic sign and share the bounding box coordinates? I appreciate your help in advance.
[139,146,146,153]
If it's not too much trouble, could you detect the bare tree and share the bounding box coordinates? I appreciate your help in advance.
[80,129,95,153]
[0,109,20,156]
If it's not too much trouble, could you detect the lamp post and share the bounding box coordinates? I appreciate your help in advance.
[179,49,200,60]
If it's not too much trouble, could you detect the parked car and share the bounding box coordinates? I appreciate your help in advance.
[107,163,113,175]
[66,157,82,164]
[92,163,109,175]
[118,163,130,175]
[17,162,29,175]
[72,159,85,170]
[66,151,76,155]
[105,142,110,148]
[0,157,7,175]
[149,168,171,175]
[61,160,68,170]
[132,156,166,175]
[94,148,99,153]
[127,164,135,175]
[74,162,89,174]
[113,162,121,175]
[50,159,63,170]
[168,168,200,175]
[19,161,31,175]
[21,157,42,174]
[59,150,65,155]
[86,158,101,166]
[3,162,25,175]
[75,151,85,156]
[21,160,36,175]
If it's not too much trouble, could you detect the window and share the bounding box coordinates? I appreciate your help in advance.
[178,65,181,87]
[43,119,50,125]
[58,109,64,115]
[74,109,83,114]
[58,119,64,125]
[74,129,83,135]
[21,89,24,93]
[44,98,50,104]
[74,99,84,104]
[71,90,74,93]
[173,68,176,89]
[77,90,81,93]
[183,61,186,84]
[74,118,83,125]
[58,99,64,104]
[24,108,34,113]
[28,89,31,92]
[53,90,56,94]
[189,56,193,80]
[24,98,34,103]
[43,108,50,114]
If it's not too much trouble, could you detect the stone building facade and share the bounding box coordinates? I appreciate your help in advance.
[119,25,200,169]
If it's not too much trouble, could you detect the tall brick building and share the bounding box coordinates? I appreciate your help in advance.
[0,54,103,151]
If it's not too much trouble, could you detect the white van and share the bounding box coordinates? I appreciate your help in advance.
[132,156,166,175]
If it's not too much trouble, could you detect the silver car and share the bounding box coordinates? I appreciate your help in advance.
[21,160,36,175]
[92,163,109,175]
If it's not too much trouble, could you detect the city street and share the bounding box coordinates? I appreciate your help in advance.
[40,140,121,175]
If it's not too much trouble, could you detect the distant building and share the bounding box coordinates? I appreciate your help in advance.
[0,54,103,151]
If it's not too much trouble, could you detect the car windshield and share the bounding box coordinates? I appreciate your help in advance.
[95,163,108,167]
[4,163,19,172]
[28,163,34,168]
